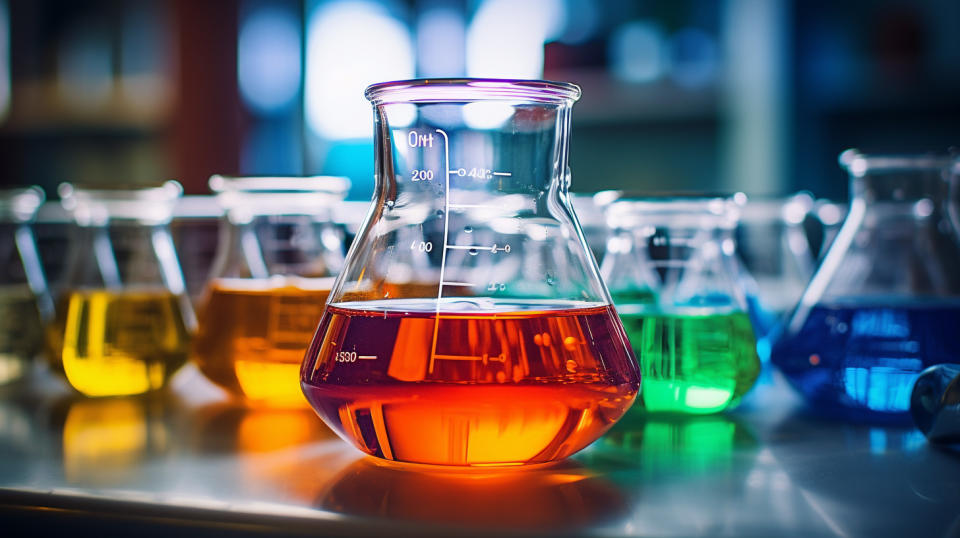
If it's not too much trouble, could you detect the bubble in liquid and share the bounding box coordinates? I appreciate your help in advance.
[563,336,578,351]
[464,226,473,234]
[468,248,478,256]
[436,209,444,218]
[546,275,556,286]
[565,360,578,373]
[385,200,395,209]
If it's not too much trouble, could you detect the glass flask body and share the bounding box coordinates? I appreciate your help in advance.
[0,187,51,384]
[192,176,349,407]
[736,193,816,360]
[601,196,761,414]
[301,79,640,466]
[771,151,960,421]
[48,182,193,397]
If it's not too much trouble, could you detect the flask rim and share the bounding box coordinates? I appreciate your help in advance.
[600,191,743,229]
[839,149,955,176]
[208,175,350,218]
[364,78,581,105]
[58,181,182,225]
[0,186,45,223]
[209,175,350,196]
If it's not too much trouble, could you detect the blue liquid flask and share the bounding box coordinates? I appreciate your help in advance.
[771,150,960,421]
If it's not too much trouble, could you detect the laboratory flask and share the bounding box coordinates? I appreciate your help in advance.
[0,187,51,384]
[192,176,349,406]
[601,195,760,414]
[300,79,640,466]
[771,150,960,421]
[736,192,816,359]
[48,182,194,397]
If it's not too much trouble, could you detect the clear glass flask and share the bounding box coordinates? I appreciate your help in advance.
[0,187,51,384]
[601,195,760,414]
[300,79,640,466]
[48,182,193,397]
[771,150,960,421]
[192,176,349,407]
[736,192,816,359]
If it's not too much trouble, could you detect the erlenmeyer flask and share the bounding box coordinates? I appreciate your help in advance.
[48,182,193,397]
[192,176,349,407]
[771,150,960,421]
[601,195,760,414]
[300,79,640,466]
[736,192,816,359]
[0,187,50,384]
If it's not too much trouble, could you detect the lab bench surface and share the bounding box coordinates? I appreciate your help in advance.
[0,366,958,537]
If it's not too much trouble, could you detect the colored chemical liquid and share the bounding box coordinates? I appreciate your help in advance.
[0,285,44,384]
[301,299,640,466]
[771,301,960,421]
[53,289,190,396]
[617,306,760,414]
[193,278,332,406]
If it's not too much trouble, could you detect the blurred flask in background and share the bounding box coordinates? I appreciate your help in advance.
[772,151,960,422]
[0,187,51,384]
[191,176,349,407]
[736,192,816,361]
[48,182,193,397]
[602,194,760,414]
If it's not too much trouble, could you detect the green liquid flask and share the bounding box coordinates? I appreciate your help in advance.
[602,194,761,414]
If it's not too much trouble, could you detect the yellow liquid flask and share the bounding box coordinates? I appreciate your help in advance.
[48,182,194,397]
[192,176,350,406]
[301,79,640,466]
[0,187,51,384]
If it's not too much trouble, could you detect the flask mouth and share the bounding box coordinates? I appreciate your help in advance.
[599,191,744,230]
[0,186,45,223]
[209,175,350,219]
[839,149,955,177]
[364,78,581,105]
[58,181,182,225]
[738,191,814,225]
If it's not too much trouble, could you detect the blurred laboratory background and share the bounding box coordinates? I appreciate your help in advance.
[0,0,958,201]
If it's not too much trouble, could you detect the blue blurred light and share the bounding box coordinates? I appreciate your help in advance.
[238,6,302,115]
[466,0,564,79]
[58,23,112,107]
[558,0,599,44]
[668,27,719,89]
[0,0,8,121]
[609,21,664,84]
[305,1,414,140]
[417,7,465,77]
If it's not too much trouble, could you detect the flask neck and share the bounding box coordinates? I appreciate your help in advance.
[851,170,951,204]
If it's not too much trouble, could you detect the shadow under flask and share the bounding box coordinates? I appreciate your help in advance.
[192,176,349,407]
[601,195,760,414]
[771,151,960,421]
[0,187,51,384]
[300,79,640,466]
[48,182,194,397]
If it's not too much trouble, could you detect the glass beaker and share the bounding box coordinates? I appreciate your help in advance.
[601,195,761,414]
[48,182,194,397]
[300,79,640,466]
[736,192,816,359]
[192,176,349,407]
[0,187,51,384]
[771,150,960,421]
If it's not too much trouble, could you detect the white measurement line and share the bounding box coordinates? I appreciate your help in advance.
[492,172,511,176]
[440,281,475,287]
[431,128,452,375]
[357,355,378,360]
[445,244,488,250]
[447,203,498,210]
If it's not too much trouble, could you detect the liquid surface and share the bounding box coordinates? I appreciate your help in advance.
[617,305,760,414]
[771,301,960,420]
[0,285,44,384]
[301,299,640,466]
[54,289,190,397]
[193,278,333,406]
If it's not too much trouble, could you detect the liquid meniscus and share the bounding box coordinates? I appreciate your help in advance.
[771,301,960,420]
[193,278,333,406]
[0,284,44,384]
[53,289,190,397]
[301,299,640,466]
[618,306,760,414]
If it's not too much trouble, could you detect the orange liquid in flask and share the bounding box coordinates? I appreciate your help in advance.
[193,278,333,406]
[301,299,640,466]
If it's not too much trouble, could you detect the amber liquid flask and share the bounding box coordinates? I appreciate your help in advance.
[192,176,349,406]
[301,79,640,466]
